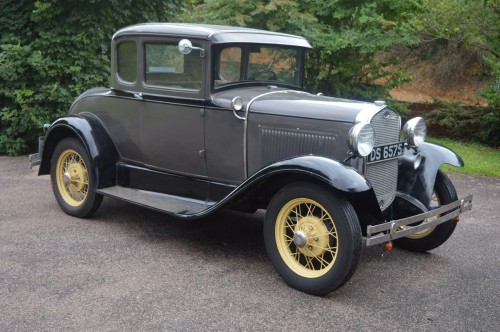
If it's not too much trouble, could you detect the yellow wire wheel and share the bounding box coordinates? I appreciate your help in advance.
[275,198,339,278]
[264,182,361,295]
[50,137,103,218]
[55,148,89,207]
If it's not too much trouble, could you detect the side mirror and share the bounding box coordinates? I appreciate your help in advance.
[178,39,205,57]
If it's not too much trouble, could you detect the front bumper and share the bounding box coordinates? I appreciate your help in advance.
[366,194,473,246]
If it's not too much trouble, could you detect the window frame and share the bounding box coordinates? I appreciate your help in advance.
[115,39,139,87]
[139,37,206,99]
[212,43,306,92]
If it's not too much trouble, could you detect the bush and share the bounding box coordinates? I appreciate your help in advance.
[427,101,500,147]
[0,0,184,155]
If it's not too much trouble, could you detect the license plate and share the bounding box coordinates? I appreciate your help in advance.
[367,142,405,163]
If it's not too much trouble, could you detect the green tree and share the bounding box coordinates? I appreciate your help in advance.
[411,0,499,145]
[0,0,184,155]
[186,0,418,99]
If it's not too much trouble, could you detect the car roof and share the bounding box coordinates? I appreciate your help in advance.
[113,23,312,48]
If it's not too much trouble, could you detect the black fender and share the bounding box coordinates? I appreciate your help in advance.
[203,155,384,224]
[256,155,372,193]
[398,142,463,208]
[39,113,119,188]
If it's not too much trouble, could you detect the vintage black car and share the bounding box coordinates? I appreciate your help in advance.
[30,23,473,295]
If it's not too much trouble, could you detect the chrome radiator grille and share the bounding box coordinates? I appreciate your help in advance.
[365,108,401,211]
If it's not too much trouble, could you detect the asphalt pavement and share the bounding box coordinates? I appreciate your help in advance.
[1,156,499,331]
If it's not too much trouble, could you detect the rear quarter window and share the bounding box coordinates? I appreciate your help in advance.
[117,41,137,83]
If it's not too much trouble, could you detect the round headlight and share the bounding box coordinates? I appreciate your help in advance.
[403,117,427,147]
[349,123,375,157]
[231,96,244,111]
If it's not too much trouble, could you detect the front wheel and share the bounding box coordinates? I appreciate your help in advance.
[394,170,458,252]
[264,183,361,295]
[50,137,103,218]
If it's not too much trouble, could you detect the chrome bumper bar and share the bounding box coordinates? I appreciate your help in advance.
[29,137,44,169]
[366,194,473,246]
[29,153,41,168]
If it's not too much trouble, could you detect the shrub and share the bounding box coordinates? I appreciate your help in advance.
[0,0,184,155]
[427,101,500,147]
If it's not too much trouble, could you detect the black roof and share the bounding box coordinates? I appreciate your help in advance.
[113,23,312,48]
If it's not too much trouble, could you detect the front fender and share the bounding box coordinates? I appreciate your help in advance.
[205,155,383,224]
[39,113,119,188]
[257,155,372,193]
[398,142,463,207]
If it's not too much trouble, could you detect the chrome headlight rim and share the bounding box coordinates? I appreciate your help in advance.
[403,117,427,148]
[349,123,375,157]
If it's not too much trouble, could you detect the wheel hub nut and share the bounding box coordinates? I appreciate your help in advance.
[293,230,308,248]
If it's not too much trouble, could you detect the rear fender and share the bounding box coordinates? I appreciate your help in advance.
[398,142,463,208]
[39,113,119,188]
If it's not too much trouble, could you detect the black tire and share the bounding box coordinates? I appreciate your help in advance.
[394,170,458,252]
[264,182,361,295]
[50,137,103,217]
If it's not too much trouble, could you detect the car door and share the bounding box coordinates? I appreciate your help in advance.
[139,38,207,183]
[204,45,247,201]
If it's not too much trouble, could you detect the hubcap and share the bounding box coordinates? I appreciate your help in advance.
[293,230,307,248]
[63,172,71,185]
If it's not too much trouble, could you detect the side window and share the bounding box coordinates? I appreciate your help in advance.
[117,41,137,83]
[144,43,202,90]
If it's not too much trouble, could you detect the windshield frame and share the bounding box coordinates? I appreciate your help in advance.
[212,43,307,92]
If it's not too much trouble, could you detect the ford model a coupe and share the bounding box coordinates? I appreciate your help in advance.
[30,23,472,295]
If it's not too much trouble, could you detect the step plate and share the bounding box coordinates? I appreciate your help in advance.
[97,186,211,216]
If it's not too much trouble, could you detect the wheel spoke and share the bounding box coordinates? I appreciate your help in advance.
[284,234,294,245]
[304,255,315,270]
[314,253,331,268]
[291,247,301,258]
[292,205,303,219]
[285,216,296,231]
[305,203,316,217]
[312,230,336,238]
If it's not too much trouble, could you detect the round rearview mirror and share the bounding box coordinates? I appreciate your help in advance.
[178,39,193,55]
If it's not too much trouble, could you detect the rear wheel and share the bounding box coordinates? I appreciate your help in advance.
[394,170,458,252]
[264,183,361,295]
[50,137,102,217]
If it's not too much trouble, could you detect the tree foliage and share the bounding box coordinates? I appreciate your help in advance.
[410,0,499,144]
[186,0,418,98]
[0,0,183,155]
[1,0,498,155]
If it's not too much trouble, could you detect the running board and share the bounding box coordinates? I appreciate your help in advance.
[97,186,212,216]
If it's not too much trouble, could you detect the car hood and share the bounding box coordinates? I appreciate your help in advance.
[211,87,385,123]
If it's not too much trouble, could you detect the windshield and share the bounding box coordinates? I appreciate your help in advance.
[214,44,303,88]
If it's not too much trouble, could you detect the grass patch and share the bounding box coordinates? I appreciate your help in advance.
[427,136,500,177]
